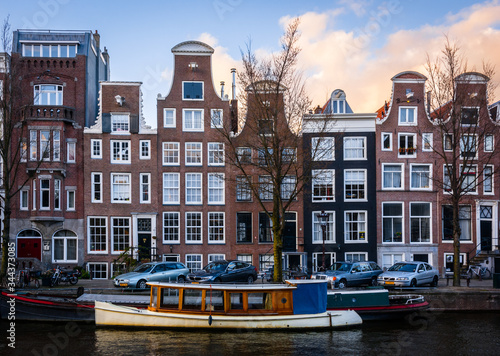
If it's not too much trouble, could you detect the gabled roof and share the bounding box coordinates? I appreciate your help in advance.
[319,89,353,114]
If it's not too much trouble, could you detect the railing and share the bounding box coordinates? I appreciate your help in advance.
[23,105,75,120]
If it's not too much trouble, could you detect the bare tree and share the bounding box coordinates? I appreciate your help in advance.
[425,38,498,286]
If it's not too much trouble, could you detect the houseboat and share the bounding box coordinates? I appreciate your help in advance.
[95,280,362,329]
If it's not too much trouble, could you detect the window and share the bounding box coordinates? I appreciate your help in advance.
[208,143,224,166]
[460,135,477,159]
[259,176,273,200]
[461,107,479,125]
[344,137,366,160]
[140,173,151,203]
[312,252,336,272]
[258,148,273,166]
[163,142,179,165]
[484,165,493,194]
[484,135,494,152]
[186,254,203,272]
[53,131,60,161]
[443,165,451,192]
[211,109,223,128]
[23,43,77,58]
[185,142,202,165]
[382,164,403,189]
[410,203,431,243]
[66,190,75,211]
[186,212,202,243]
[382,253,404,269]
[54,179,61,210]
[111,173,131,202]
[345,211,367,242]
[410,164,431,190]
[40,179,50,210]
[312,170,334,201]
[461,165,477,193]
[258,119,273,135]
[163,212,179,243]
[281,176,296,200]
[20,189,29,210]
[91,139,102,159]
[40,130,50,160]
[30,130,37,161]
[236,213,252,243]
[34,84,63,105]
[208,212,225,243]
[444,134,453,151]
[312,211,335,243]
[208,173,224,204]
[345,253,367,263]
[182,109,204,131]
[163,108,176,128]
[422,133,433,151]
[398,133,416,156]
[259,213,273,243]
[442,205,471,241]
[312,137,334,161]
[88,217,107,252]
[236,176,252,201]
[208,254,226,263]
[20,140,28,162]
[236,147,252,164]
[382,132,392,151]
[111,140,130,163]
[140,140,151,159]
[183,81,204,100]
[87,263,107,280]
[399,107,416,125]
[163,173,179,204]
[112,217,130,253]
[53,230,77,263]
[344,169,366,200]
[186,173,202,204]
[111,114,129,133]
[382,203,403,243]
[67,141,76,163]
[91,173,102,203]
[236,254,252,263]
[282,148,296,164]
[259,254,274,271]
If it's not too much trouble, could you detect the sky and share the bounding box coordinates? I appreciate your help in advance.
[2,0,500,128]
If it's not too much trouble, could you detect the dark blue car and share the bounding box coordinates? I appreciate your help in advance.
[187,260,258,284]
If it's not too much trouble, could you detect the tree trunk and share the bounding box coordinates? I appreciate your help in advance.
[452,197,461,287]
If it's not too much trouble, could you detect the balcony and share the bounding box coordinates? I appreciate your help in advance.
[23,105,75,121]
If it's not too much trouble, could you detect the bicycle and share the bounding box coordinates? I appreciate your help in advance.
[16,269,40,289]
[466,265,491,280]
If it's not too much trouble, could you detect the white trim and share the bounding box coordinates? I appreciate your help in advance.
[381,132,392,151]
[381,201,405,244]
[422,133,433,152]
[185,212,203,244]
[111,216,132,255]
[86,262,108,280]
[381,163,404,190]
[90,139,102,159]
[182,108,204,132]
[185,142,203,166]
[182,81,204,101]
[162,212,180,244]
[91,172,103,203]
[344,211,368,243]
[409,163,432,191]
[343,136,367,160]
[312,211,335,244]
[409,202,432,244]
[87,216,108,254]
[344,252,368,263]
[207,173,225,205]
[398,106,418,126]
[110,173,132,204]
[139,140,151,160]
[163,108,176,128]
[344,169,367,201]
[140,173,151,204]
[162,142,180,166]
[208,212,225,244]
[185,173,203,205]
[110,140,131,164]
[162,172,180,205]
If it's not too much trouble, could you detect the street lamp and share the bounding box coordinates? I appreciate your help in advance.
[317,211,329,271]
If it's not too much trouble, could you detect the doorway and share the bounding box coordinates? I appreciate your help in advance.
[137,218,152,261]
[479,206,493,251]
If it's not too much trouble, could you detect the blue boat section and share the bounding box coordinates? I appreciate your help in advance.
[327,288,390,308]
[291,280,328,314]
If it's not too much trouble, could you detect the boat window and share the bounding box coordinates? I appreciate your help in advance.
[229,292,244,310]
[160,288,180,309]
[205,290,224,311]
[183,289,203,310]
[248,293,273,310]
[151,287,157,308]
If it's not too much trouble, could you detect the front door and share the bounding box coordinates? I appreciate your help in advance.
[17,238,42,260]
[283,213,297,252]
[138,218,152,261]
[480,206,493,251]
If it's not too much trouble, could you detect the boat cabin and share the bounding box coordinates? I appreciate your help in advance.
[147,280,328,315]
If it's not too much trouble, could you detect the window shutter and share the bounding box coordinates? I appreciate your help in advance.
[102,113,111,133]
[130,114,139,133]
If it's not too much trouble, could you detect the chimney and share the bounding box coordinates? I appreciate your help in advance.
[94,30,100,50]
[314,105,322,114]
[220,81,225,98]
[426,91,431,114]
[231,68,236,100]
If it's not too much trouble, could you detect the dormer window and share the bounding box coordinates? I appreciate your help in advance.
[332,100,345,113]
[399,107,417,125]
[111,114,130,133]
[34,85,63,105]
[183,81,204,100]
[22,43,77,58]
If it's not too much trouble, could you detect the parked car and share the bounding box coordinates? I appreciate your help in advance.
[310,261,383,288]
[114,262,189,289]
[188,260,258,284]
[377,261,439,288]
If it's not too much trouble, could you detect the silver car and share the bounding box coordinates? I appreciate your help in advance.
[310,261,383,289]
[114,262,189,289]
[377,261,439,287]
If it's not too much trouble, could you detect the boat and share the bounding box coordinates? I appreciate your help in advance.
[95,280,363,329]
[327,288,429,321]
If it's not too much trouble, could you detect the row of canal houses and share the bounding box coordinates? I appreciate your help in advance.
[3,30,500,279]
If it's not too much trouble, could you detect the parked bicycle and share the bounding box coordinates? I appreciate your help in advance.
[16,269,40,289]
[50,265,79,287]
[466,265,491,280]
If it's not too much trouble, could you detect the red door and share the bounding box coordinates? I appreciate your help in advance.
[17,238,42,260]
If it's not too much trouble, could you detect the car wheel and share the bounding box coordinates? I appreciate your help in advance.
[137,279,148,289]
[410,279,417,287]
[371,277,378,287]
[430,276,438,287]
[338,279,347,289]
[177,276,186,283]
[247,275,254,284]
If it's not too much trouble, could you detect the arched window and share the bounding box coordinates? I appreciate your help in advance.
[18,229,42,238]
[34,84,63,105]
[53,230,77,263]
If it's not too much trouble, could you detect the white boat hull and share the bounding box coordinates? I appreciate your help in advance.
[95,301,362,329]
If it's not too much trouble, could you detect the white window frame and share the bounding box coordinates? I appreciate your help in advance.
[381,132,392,151]
[67,141,76,163]
[66,189,75,211]
[460,164,478,194]
[208,173,225,205]
[410,164,432,190]
[162,142,179,166]
[91,139,102,159]
[185,142,202,166]
[185,254,203,272]
[163,108,176,128]
[30,130,37,161]
[111,113,130,134]
[484,134,494,152]
[110,140,130,164]
[182,109,204,132]
[311,137,334,161]
[111,173,131,203]
[312,169,334,202]
[398,106,417,125]
[460,134,478,159]
[182,81,204,101]
[312,211,335,244]
[484,165,494,194]
[34,84,63,105]
[52,231,78,263]
[236,176,252,202]
[208,142,225,166]
[40,178,50,210]
[422,133,433,152]
[409,202,432,244]
[398,133,417,157]
[312,252,336,273]
[40,130,50,161]
[382,202,404,244]
[111,217,131,254]
[210,109,223,128]
[185,212,202,244]
[140,173,151,204]
[87,216,108,254]
[163,173,180,205]
[382,253,404,269]
[343,137,366,160]
[54,179,61,211]
[163,212,180,244]
[20,189,29,210]
[344,211,367,243]
[53,130,60,161]
[444,133,453,152]
[87,262,108,280]
[91,172,103,203]
[344,169,367,201]
[140,140,151,160]
[208,212,225,244]
[186,173,202,204]
[382,163,404,190]
[208,254,226,263]
[345,252,368,263]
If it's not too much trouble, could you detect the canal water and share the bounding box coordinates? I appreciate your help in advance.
[2,312,499,356]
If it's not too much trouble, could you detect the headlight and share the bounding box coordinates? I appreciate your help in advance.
[377,276,383,280]
[396,277,408,281]
[310,275,316,279]
[123,279,130,283]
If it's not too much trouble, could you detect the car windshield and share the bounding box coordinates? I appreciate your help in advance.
[203,261,228,272]
[329,263,352,272]
[133,264,154,273]
[388,263,417,272]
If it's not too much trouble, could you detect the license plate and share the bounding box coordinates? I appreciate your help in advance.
[120,283,128,287]
[385,281,394,285]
